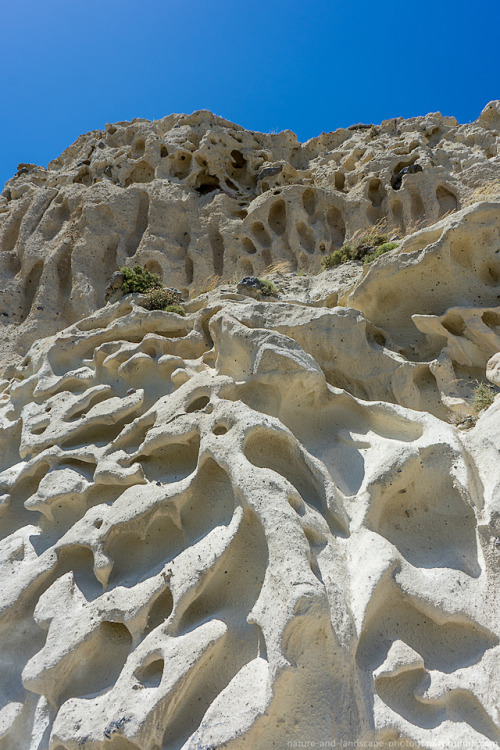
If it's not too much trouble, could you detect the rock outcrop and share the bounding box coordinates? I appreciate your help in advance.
[0,105,500,749]
[1,102,500,370]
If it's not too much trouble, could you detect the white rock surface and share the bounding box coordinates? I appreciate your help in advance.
[1,104,500,370]
[0,109,499,749]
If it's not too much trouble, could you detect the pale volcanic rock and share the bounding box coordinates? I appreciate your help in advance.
[0,104,500,369]
[0,107,500,749]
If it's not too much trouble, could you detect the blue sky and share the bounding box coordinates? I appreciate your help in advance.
[1,0,499,189]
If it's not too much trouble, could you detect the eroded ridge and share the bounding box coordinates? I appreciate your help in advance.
[0,102,499,369]
[0,284,499,749]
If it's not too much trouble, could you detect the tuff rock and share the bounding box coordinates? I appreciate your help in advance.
[0,105,500,749]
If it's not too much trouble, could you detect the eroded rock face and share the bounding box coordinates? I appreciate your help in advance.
[0,104,499,369]
[0,275,499,747]
[0,107,500,749]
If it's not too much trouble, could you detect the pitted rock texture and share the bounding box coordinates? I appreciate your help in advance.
[1,106,500,749]
[1,102,500,369]
[1,230,500,747]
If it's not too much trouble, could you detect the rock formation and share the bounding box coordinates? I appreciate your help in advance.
[0,103,500,749]
[1,102,500,370]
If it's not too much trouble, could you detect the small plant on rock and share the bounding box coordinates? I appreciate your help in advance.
[120,265,162,294]
[259,278,279,297]
[322,236,399,269]
[321,245,355,269]
[363,241,399,264]
[471,381,498,415]
[143,288,185,315]
[449,411,476,430]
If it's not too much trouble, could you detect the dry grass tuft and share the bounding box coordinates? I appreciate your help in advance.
[188,274,222,299]
[262,261,292,277]
[465,180,500,206]
[471,381,498,415]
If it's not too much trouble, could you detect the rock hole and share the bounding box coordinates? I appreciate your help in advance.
[244,428,326,516]
[436,185,458,217]
[212,424,228,435]
[131,138,146,159]
[21,260,44,322]
[145,588,174,635]
[441,313,466,336]
[367,326,387,347]
[107,514,186,586]
[302,188,317,217]
[230,150,246,169]
[368,178,385,208]
[479,263,500,286]
[366,448,479,576]
[142,259,162,280]
[184,255,194,284]
[209,228,225,276]
[40,197,70,241]
[391,158,419,190]
[160,144,168,158]
[179,458,235,546]
[233,209,248,219]
[242,237,257,254]
[124,161,155,186]
[124,190,149,257]
[73,168,92,186]
[251,222,271,248]
[55,621,132,705]
[135,658,164,689]
[482,310,500,328]
[358,585,497,674]
[326,206,345,248]
[55,545,103,600]
[2,250,21,278]
[391,199,405,234]
[170,151,192,179]
[186,395,210,412]
[61,413,146,451]
[31,421,49,435]
[334,172,345,191]
[195,174,220,195]
[56,245,73,304]
[296,222,315,254]
[268,200,286,235]
[410,191,425,222]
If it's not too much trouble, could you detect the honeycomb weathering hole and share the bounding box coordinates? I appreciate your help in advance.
[212,424,228,435]
[186,395,210,412]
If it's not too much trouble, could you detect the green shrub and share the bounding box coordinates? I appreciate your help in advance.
[471,382,498,415]
[321,245,355,269]
[363,242,399,264]
[364,232,389,247]
[259,278,279,296]
[321,228,400,270]
[120,265,162,294]
[163,303,186,316]
[143,288,185,314]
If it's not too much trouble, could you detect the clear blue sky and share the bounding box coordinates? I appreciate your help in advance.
[1,0,499,190]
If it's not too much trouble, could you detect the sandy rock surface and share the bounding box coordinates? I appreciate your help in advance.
[1,103,500,369]
[0,106,500,749]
